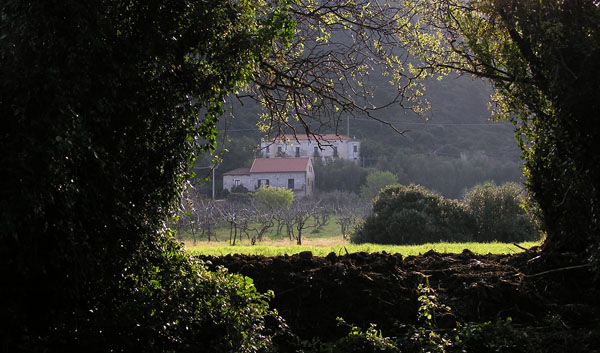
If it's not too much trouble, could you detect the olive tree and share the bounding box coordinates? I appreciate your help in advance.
[253,185,295,212]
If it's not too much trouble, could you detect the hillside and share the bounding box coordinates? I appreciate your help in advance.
[194,73,523,199]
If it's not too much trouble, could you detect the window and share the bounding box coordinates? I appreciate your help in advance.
[266,146,270,153]
[288,178,294,189]
[353,145,358,153]
[234,180,240,186]
[333,146,338,157]
[295,146,300,157]
[258,179,269,188]
[313,146,319,157]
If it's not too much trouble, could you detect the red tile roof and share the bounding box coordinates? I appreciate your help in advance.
[270,134,355,142]
[250,158,311,173]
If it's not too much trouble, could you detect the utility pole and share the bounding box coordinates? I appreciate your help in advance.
[212,167,215,200]
[347,116,350,136]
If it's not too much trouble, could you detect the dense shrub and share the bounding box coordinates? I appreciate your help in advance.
[282,282,543,353]
[87,236,277,353]
[253,185,295,211]
[463,182,539,242]
[231,184,250,194]
[314,159,371,193]
[352,185,476,244]
[360,171,399,201]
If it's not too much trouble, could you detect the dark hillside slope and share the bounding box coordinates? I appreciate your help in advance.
[196,75,522,198]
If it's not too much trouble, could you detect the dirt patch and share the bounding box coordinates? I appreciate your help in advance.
[198,248,599,342]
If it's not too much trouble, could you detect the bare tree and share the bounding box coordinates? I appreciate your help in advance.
[312,202,331,232]
[335,204,365,240]
[219,201,247,246]
[245,203,276,243]
[195,199,222,243]
[320,191,367,239]
[272,208,287,237]
[291,200,320,245]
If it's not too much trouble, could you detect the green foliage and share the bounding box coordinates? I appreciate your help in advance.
[314,159,371,194]
[317,280,540,353]
[194,135,257,196]
[398,0,600,257]
[360,128,523,199]
[396,280,539,353]
[463,182,539,242]
[401,280,457,353]
[109,236,276,352]
[332,319,400,353]
[454,319,538,353]
[253,185,295,211]
[463,0,600,257]
[0,0,292,350]
[230,184,250,194]
[353,183,540,245]
[360,171,399,201]
[353,185,476,245]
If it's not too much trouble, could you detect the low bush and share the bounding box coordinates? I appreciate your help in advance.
[352,184,476,244]
[463,182,539,242]
[352,183,539,245]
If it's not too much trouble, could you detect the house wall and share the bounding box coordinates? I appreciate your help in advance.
[223,174,252,191]
[260,139,360,164]
[223,168,315,197]
[249,170,313,197]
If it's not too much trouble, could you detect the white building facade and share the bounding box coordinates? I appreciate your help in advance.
[223,158,315,197]
[260,134,360,164]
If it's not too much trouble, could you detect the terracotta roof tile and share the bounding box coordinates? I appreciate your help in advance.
[250,158,310,173]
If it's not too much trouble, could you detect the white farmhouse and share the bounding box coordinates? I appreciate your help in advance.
[223,157,315,197]
[260,134,360,164]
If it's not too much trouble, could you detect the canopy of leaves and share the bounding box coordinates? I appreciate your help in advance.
[394,0,600,257]
[253,185,295,211]
[360,171,399,201]
[314,158,371,194]
[463,182,539,242]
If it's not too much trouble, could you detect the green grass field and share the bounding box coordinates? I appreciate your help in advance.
[185,237,542,257]
[180,215,542,257]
